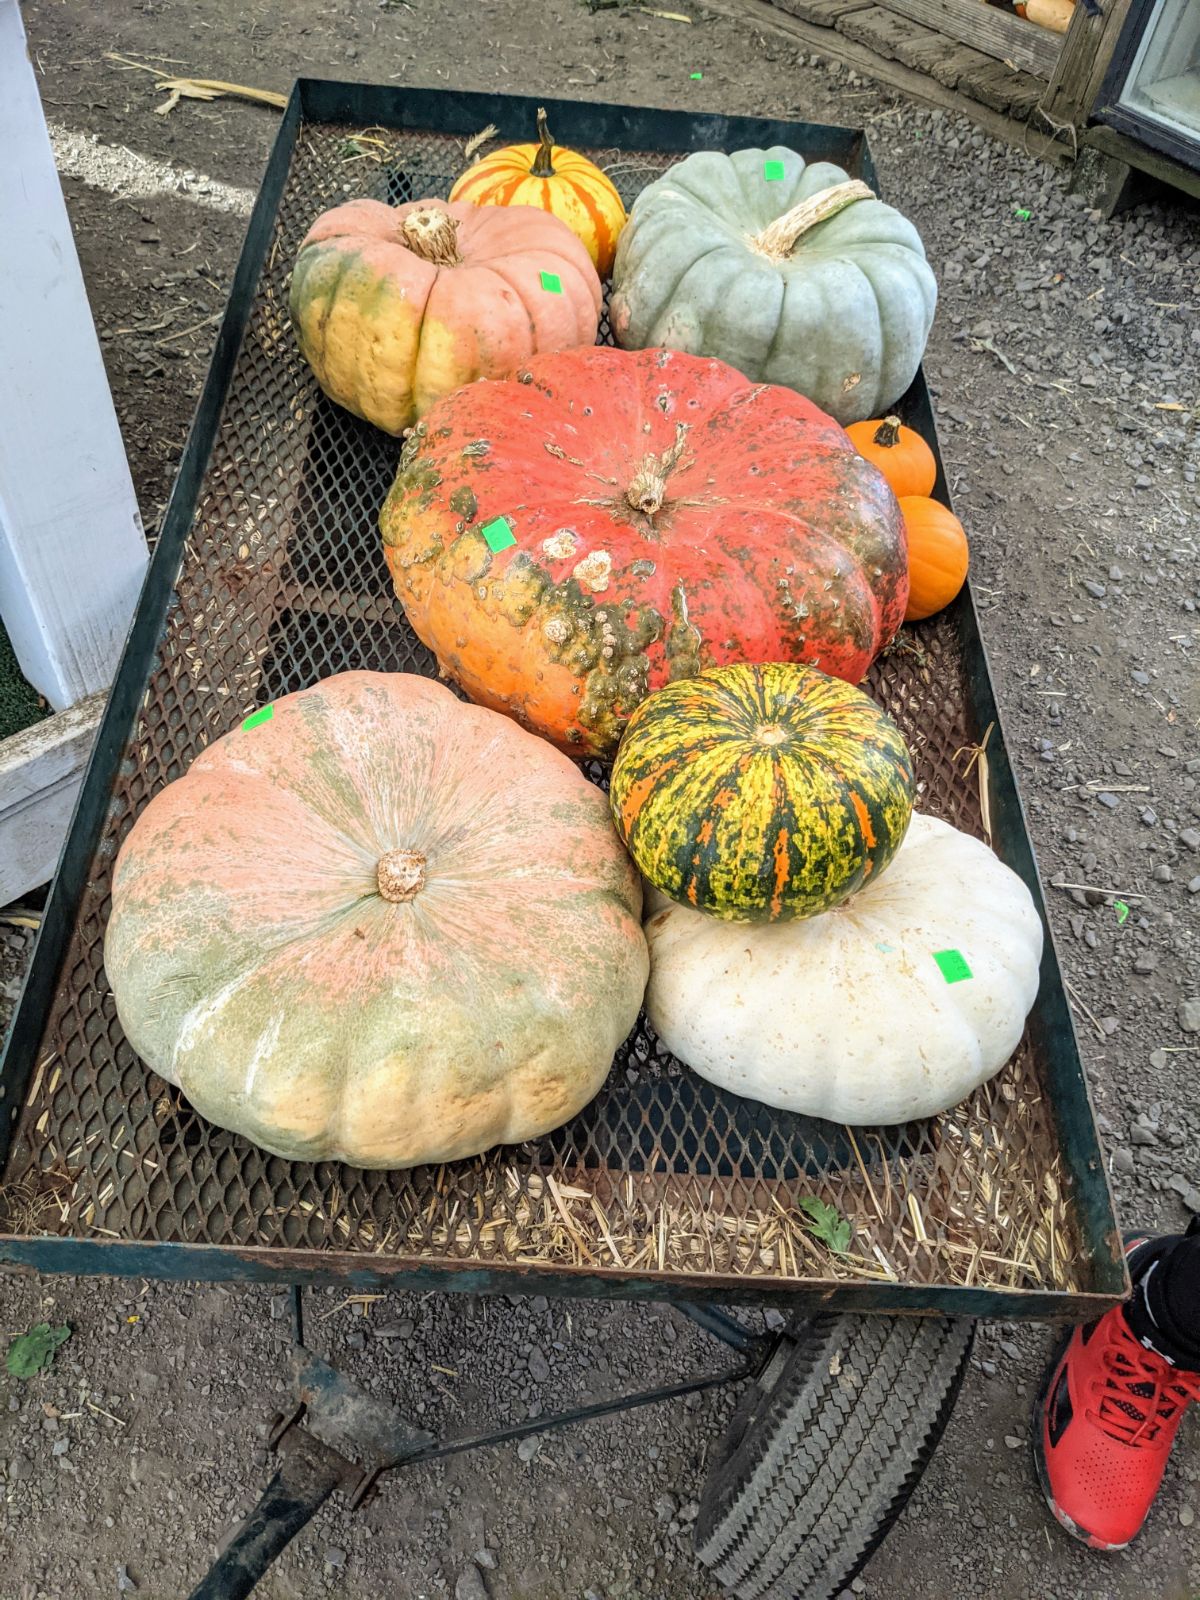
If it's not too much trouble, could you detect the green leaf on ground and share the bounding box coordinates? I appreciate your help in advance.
[6,1322,71,1379]
[798,1197,853,1255]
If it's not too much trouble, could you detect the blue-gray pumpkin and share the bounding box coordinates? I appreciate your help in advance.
[609,148,937,426]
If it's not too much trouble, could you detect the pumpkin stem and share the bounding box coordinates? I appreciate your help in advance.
[377,849,427,902]
[530,106,556,178]
[624,423,689,517]
[748,178,874,261]
[401,207,462,266]
[873,416,902,448]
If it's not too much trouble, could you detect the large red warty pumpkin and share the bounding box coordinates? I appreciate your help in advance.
[380,347,907,755]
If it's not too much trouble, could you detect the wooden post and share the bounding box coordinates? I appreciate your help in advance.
[0,0,147,713]
[1069,143,1138,214]
[1040,0,1134,129]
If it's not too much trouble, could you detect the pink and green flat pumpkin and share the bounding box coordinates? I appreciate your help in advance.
[104,671,648,1169]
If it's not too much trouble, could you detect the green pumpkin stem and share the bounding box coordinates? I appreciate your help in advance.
[750,178,874,261]
[873,416,902,448]
[530,107,556,178]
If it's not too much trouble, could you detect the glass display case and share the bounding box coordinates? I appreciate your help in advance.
[1098,0,1200,168]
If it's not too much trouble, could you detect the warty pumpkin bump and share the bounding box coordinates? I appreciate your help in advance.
[289,197,601,435]
[450,107,627,277]
[609,147,937,426]
[103,671,648,1170]
[610,662,915,922]
[379,345,908,757]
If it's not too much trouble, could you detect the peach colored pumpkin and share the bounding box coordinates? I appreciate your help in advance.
[104,671,648,1169]
[1018,0,1074,33]
[289,197,602,435]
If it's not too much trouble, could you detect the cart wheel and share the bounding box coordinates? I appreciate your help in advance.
[695,1312,974,1600]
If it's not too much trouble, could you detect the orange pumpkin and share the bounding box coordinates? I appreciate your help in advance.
[289,197,601,434]
[845,415,937,499]
[899,496,969,621]
[104,672,648,1169]
[450,108,626,277]
[1017,0,1074,32]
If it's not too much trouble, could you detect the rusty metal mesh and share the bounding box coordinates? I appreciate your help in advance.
[1,122,1081,1296]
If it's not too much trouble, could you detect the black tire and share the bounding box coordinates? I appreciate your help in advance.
[695,1313,975,1600]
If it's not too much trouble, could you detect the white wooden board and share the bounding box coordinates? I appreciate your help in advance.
[0,693,104,902]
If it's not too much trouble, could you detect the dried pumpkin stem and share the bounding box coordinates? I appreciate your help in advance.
[530,106,556,178]
[401,207,462,265]
[377,849,427,902]
[873,415,902,448]
[624,423,690,517]
[749,178,874,261]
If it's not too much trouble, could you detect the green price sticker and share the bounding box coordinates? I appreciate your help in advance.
[242,705,274,732]
[933,948,973,985]
[481,516,516,553]
[539,270,562,294]
[763,159,785,181]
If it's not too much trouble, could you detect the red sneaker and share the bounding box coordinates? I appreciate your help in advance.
[1034,1287,1200,1550]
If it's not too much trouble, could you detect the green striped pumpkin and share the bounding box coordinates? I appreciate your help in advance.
[610,662,914,922]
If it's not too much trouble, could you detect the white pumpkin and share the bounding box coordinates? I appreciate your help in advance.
[643,813,1043,1125]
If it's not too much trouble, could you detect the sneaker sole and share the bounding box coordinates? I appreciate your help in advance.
[1031,1329,1131,1554]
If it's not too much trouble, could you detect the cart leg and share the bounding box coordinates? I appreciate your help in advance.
[185,1431,345,1600]
[289,1282,304,1346]
[676,1303,762,1354]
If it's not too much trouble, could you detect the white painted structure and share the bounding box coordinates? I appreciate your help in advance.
[0,693,107,902]
[0,0,148,900]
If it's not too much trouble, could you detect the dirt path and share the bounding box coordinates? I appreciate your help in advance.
[2,1,1198,1596]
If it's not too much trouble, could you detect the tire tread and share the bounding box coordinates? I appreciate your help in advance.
[696,1314,974,1600]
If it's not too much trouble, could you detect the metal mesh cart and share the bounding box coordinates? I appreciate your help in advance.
[0,83,1125,1600]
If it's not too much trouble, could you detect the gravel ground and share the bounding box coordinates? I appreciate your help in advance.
[2,1,1199,1596]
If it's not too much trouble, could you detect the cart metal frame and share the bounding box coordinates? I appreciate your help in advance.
[0,80,1125,1597]
[0,81,1123,1320]
[187,1287,762,1600]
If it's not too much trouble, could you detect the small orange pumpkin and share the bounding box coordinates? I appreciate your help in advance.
[845,415,937,499]
[450,108,626,277]
[899,496,969,621]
